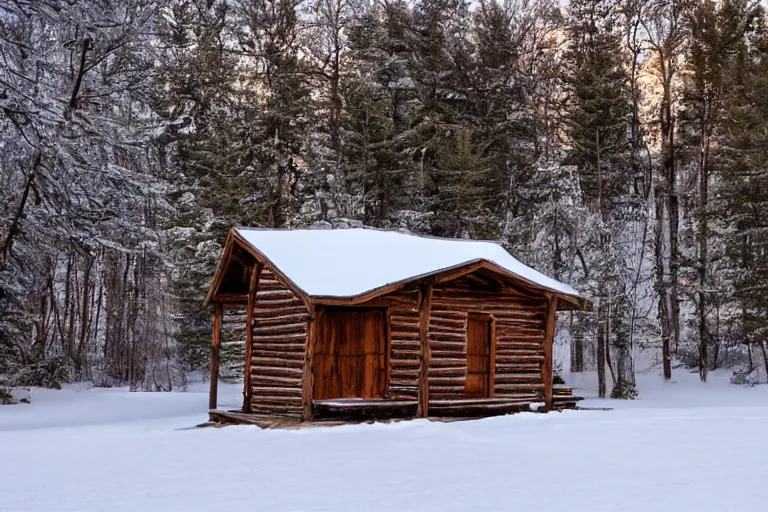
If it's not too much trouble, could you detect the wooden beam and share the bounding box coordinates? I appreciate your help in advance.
[209,303,223,410]
[417,284,433,417]
[542,295,557,411]
[212,293,249,303]
[243,264,262,413]
[489,315,497,398]
[302,305,319,421]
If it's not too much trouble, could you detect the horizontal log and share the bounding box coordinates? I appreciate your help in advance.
[251,342,305,352]
[391,343,420,352]
[251,386,304,397]
[313,399,418,421]
[429,376,469,385]
[252,306,308,318]
[252,298,305,309]
[428,367,466,377]
[429,331,466,341]
[252,375,303,386]
[495,373,543,383]
[429,335,466,345]
[253,313,310,326]
[388,381,418,391]
[255,288,294,298]
[251,366,303,378]
[252,349,306,360]
[391,360,420,369]
[429,341,466,352]
[431,349,469,359]
[495,340,543,349]
[494,348,542,356]
[495,317,544,326]
[495,363,541,373]
[429,315,467,330]
[391,349,420,358]
[251,357,304,369]
[252,333,307,343]
[431,298,545,309]
[427,322,465,333]
[253,280,288,291]
[250,404,302,416]
[428,392,466,400]
[428,401,534,418]
[251,395,304,406]
[496,328,545,337]
[428,310,466,320]
[390,330,419,340]
[387,388,418,398]
[429,357,468,367]
[494,355,544,364]
[251,323,307,336]
[494,383,545,392]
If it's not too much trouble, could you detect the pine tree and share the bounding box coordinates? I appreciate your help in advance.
[564,0,635,398]
[720,5,768,380]
[680,0,760,381]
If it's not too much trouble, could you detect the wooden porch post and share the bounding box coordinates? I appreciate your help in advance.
[302,305,318,421]
[543,295,557,411]
[417,283,433,418]
[243,263,261,413]
[209,302,223,410]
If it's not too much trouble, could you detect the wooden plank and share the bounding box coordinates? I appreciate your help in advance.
[243,264,261,413]
[303,306,317,420]
[543,295,557,411]
[312,399,418,421]
[418,284,433,417]
[490,315,497,398]
[209,303,223,410]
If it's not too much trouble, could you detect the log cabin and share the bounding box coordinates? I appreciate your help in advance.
[205,227,590,424]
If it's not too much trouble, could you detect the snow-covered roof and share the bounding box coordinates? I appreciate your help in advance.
[234,227,582,300]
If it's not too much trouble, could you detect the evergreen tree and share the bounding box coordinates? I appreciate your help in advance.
[564,0,635,398]
[720,4,768,377]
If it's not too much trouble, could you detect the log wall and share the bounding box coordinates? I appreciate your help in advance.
[386,292,421,399]
[428,276,548,402]
[248,267,309,417]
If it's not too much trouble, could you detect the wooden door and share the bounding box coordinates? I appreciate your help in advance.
[465,315,492,397]
[314,308,387,400]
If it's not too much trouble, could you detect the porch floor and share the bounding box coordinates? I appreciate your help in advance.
[208,389,583,427]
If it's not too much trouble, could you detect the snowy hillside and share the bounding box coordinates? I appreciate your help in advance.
[2,372,766,512]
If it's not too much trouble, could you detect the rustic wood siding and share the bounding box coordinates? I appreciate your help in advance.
[249,267,309,417]
[428,276,548,402]
[387,302,420,399]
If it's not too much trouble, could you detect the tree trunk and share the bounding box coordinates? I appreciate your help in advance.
[597,294,607,398]
[760,342,768,384]
[655,188,672,379]
[698,101,710,382]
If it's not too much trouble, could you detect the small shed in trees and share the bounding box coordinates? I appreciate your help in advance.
[205,228,589,424]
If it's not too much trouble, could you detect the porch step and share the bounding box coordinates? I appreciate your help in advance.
[313,399,418,421]
[429,398,537,417]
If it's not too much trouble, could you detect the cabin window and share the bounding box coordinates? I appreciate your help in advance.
[465,314,493,397]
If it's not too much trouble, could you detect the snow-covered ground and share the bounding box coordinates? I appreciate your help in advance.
[1,371,767,512]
